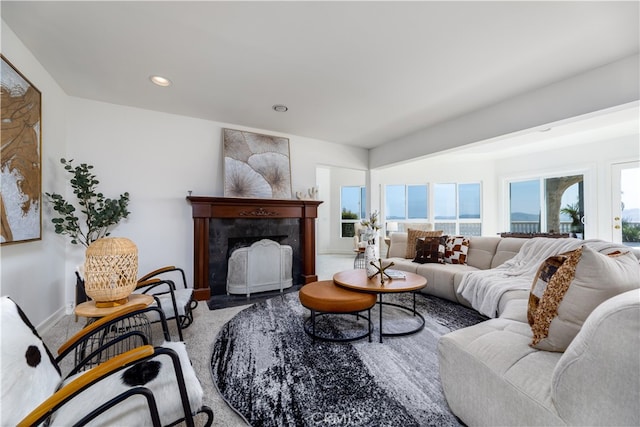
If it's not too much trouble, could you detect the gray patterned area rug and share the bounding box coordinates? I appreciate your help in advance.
[210,292,487,426]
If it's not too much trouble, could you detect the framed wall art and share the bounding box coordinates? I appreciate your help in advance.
[223,128,292,199]
[1,55,42,245]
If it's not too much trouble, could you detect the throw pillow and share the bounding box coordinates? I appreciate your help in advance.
[404,229,443,259]
[530,246,639,352]
[444,236,470,264]
[413,236,445,264]
[527,250,578,326]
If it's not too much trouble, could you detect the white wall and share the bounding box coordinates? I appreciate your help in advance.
[1,21,69,327]
[371,54,640,168]
[64,97,369,303]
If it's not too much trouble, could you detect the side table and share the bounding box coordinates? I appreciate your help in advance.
[333,269,427,343]
[353,247,366,269]
[74,293,155,318]
[74,294,156,368]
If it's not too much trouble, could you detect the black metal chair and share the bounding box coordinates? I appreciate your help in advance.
[136,266,198,337]
[1,296,213,427]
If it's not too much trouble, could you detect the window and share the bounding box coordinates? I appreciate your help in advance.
[434,183,482,236]
[509,180,541,233]
[341,186,365,238]
[385,185,428,220]
[508,174,584,236]
[385,183,480,235]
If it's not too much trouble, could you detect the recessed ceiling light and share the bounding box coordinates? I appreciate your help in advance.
[150,75,172,87]
[272,104,288,112]
[539,127,552,133]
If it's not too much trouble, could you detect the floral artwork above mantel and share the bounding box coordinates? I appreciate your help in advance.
[223,129,292,199]
[1,55,42,245]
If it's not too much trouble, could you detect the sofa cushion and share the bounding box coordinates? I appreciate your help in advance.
[552,289,640,426]
[466,236,501,270]
[416,262,477,301]
[405,229,443,259]
[438,318,565,426]
[387,233,408,258]
[491,237,528,268]
[413,236,445,264]
[444,236,470,264]
[530,246,639,351]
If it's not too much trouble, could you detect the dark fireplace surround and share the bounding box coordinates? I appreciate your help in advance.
[187,196,322,299]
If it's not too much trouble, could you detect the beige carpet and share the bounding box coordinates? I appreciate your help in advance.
[43,303,251,426]
[41,254,355,425]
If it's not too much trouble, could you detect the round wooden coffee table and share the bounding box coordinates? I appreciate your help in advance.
[333,269,427,343]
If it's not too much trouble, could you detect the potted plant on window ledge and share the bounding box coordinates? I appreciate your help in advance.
[560,201,583,239]
[45,158,131,305]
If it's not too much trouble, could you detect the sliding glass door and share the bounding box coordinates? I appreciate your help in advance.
[509,174,584,237]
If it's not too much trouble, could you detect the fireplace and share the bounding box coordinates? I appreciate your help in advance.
[186,196,322,299]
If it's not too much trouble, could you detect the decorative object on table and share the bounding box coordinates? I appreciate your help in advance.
[1,55,42,245]
[84,237,138,307]
[45,158,130,247]
[364,244,380,277]
[367,258,395,284]
[361,211,381,277]
[385,269,407,279]
[295,186,319,200]
[223,128,292,199]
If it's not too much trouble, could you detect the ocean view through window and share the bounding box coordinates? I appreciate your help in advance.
[509,174,584,236]
[384,183,481,235]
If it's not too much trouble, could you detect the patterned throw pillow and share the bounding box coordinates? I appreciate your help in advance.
[527,250,577,326]
[413,236,446,264]
[444,236,470,264]
[404,229,443,259]
[529,246,639,352]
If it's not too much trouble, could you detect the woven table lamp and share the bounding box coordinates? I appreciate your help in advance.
[84,237,139,307]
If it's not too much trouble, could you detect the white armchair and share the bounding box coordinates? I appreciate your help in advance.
[352,222,367,250]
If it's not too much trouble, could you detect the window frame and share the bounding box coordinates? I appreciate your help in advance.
[384,184,429,221]
[340,185,366,238]
[432,182,482,236]
[502,168,590,237]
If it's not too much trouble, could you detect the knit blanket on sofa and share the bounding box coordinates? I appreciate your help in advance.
[458,238,629,318]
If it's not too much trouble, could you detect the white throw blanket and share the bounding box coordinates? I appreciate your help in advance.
[458,238,631,318]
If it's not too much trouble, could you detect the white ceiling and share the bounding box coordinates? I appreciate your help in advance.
[2,1,639,149]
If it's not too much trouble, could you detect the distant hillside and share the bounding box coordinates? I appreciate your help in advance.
[623,208,640,222]
[511,212,540,222]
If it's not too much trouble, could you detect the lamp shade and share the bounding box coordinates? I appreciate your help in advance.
[84,237,138,307]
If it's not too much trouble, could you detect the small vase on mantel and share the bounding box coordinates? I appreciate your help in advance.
[364,239,379,278]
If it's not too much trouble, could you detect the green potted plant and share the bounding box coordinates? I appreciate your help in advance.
[560,201,583,237]
[45,158,130,247]
[45,158,131,305]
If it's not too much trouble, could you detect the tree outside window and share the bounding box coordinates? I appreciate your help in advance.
[341,186,365,238]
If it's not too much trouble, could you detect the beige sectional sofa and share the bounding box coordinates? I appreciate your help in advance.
[385,233,529,314]
[383,232,640,426]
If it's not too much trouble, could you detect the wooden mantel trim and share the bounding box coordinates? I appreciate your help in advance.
[186,196,323,300]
